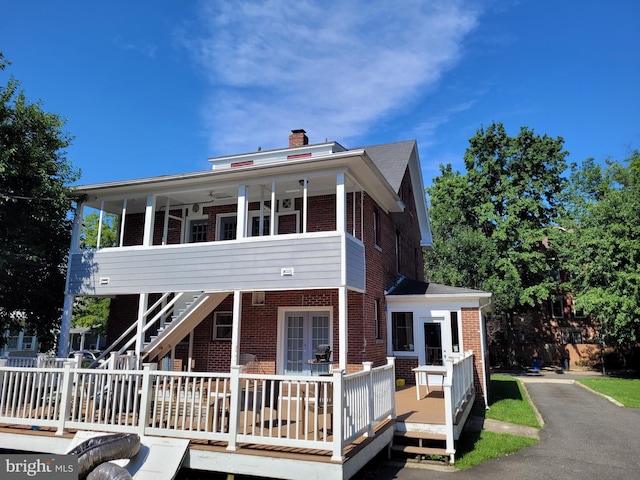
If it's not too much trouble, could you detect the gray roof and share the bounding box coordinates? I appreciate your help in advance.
[359,140,417,193]
[387,278,490,297]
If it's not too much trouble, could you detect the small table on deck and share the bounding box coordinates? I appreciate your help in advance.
[412,365,448,400]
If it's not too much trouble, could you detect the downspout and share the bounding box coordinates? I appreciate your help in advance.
[478,297,491,409]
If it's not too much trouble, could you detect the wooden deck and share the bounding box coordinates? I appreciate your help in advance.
[395,386,445,425]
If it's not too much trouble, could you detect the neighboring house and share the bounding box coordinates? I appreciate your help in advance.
[1,327,38,357]
[488,266,601,370]
[59,129,492,404]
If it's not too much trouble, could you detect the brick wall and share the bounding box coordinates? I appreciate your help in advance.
[461,307,487,405]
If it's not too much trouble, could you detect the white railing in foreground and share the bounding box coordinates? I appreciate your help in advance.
[0,358,396,461]
[442,350,474,463]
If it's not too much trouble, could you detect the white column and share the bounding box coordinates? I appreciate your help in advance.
[338,286,348,369]
[270,182,276,236]
[119,198,127,247]
[135,294,149,360]
[96,200,104,249]
[162,197,170,245]
[57,201,84,357]
[302,177,308,233]
[142,195,156,246]
[336,172,346,232]
[237,185,247,240]
[230,290,242,367]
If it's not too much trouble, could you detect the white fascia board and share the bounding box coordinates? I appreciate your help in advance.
[408,147,433,248]
[73,149,403,213]
[386,292,493,303]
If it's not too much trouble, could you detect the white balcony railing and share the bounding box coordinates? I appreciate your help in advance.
[0,359,395,461]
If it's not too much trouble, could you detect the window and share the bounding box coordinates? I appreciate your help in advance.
[395,230,401,273]
[374,300,381,339]
[252,292,265,306]
[212,312,233,340]
[217,215,237,241]
[373,209,381,247]
[189,219,208,243]
[561,327,583,344]
[250,215,270,236]
[550,297,564,318]
[450,311,460,353]
[392,312,414,351]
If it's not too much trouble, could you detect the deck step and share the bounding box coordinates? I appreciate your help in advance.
[390,444,448,457]
[394,431,446,441]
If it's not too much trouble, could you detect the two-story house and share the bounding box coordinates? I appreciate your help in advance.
[0,130,496,476]
[60,129,491,400]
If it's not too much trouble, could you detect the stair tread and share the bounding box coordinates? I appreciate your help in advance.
[390,445,448,456]
[395,431,446,440]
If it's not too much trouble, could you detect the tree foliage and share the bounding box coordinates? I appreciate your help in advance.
[425,122,569,317]
[0,53,79,351]
[71,212,117,336]
[563,152,640,345]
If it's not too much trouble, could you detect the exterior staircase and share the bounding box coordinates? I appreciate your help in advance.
[142,291,228,362]
[390,430,450,464]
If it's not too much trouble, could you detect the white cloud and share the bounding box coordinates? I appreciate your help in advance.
[182,0,481,154]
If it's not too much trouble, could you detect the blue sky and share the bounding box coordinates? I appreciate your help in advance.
[2,0,638,188]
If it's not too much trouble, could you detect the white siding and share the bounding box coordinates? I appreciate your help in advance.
[68,233,365,295]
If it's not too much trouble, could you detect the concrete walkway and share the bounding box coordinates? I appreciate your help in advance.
[356,370,640,480]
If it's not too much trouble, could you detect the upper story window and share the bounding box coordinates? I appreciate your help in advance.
[561,327,583,344]
[395,230,401,273]
[189,219,208,243]
[373,208,381,247]
[217,215,237,241]
[550,297,564,318]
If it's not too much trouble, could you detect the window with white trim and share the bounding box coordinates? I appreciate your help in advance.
[212,312,233,340]
[392,312,414,352]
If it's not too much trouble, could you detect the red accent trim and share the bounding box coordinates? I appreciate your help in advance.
[230,160,254,168]
[286,152,312,159]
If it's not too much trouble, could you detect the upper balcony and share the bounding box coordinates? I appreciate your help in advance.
[66,141,412,297]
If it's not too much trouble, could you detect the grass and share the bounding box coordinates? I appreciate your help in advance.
[455,374,541,470]
[578,377,640,408]
[483,375,542,427]
[455,431,538,470]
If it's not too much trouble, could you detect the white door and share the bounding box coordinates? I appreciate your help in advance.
[283,311,330,375]
[421,317,449,365]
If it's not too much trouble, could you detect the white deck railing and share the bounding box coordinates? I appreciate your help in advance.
[0,358,396,461]
[442,350,474,462]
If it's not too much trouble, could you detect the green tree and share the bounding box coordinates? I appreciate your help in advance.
[0,53,79,351]
[425,123,569,362]
[72,211,118,336]
[564,152,640,346]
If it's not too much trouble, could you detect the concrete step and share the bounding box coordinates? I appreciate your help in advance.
[390,444,448,457]
[394,431,446,441]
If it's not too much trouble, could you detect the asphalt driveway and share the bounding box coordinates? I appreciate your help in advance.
[359,374,640,480]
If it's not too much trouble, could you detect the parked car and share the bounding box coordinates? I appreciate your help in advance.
[69,350,103,367]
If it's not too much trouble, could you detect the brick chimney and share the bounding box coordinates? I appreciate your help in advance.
[289,129,308,148]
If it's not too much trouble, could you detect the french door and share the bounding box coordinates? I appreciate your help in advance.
[283,311,331,375]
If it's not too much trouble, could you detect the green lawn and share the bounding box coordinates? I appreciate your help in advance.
[578,377,640,408]
[455,431,538,470]
[483,375,542,427]
[455,374,541,470]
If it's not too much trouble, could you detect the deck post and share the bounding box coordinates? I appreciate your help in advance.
[330,369,345,462]
[139,363,156,436]
[442,359,456,462]
[227,365,242,451]
[56,363,73,435]
[386,357,396,420]
[362,362,375,437]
